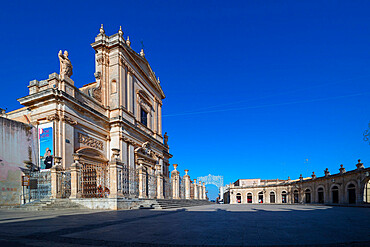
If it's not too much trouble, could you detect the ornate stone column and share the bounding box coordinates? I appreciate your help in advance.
[70,154,81,199]
[198,181,203,200]
[184,170,191,199]
[156,164,164,199]
[109,148,124,199]
[193,179,198,200]
[171,164,180,199]
[137,162,147,198]
[50,157,62,199]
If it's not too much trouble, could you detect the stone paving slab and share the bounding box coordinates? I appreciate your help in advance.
[0,204,369,246]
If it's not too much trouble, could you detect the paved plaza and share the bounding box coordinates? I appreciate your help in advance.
[0,204,369,246]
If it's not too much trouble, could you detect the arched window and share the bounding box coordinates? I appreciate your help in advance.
[236,193,242,203]
[270,191,275,203]
[247,193,252,203]
[281,191,287,203]
[305,189,311,203]
[348,184,356,204]
[318,187,324,203]
[332,186,339,203]
[293,190,299,203]
[258,191,264,203]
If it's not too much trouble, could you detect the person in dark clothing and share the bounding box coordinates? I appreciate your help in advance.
[44,149,53,169]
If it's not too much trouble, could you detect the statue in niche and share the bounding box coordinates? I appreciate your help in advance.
[58,50,73,79]
[164,132,169,147]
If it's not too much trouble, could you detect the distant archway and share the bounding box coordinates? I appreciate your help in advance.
[270,191,275,203]
[281,191,287,203]
[364,179,370,203]
[317,187,324,203]
[236,193,242,203]
[197,174,224,200]
[347,183,356,204]
[331,185,339,204]
[247,192,253,203]
[258,191,264,203]
[305,189,311,203]
[293,190,299,203]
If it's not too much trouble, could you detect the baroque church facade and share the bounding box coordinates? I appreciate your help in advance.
[6,25,175,200]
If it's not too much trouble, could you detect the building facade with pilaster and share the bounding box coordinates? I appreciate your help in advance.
[6,25,172,200]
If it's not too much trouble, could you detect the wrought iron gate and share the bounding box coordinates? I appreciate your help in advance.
[163,177,172,199]
[61,170,71,198]
[28,170,51,202]
[80,161,109,198]
[148,172,157,198]
[179,176,185,199]
[121,166,139,197]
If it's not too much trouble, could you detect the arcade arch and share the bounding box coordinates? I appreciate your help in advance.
[317,187,324,203]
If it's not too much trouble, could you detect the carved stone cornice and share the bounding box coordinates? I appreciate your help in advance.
[78,132,103,150]
[155,153,164,159]
[47,113,60,122]
[62,116,77,125]
[135,142,157,167]
[122,136,136,146]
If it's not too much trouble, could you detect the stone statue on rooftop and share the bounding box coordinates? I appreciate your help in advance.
[58,50,73,79]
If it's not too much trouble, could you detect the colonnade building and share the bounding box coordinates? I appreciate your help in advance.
[224,160,370,205]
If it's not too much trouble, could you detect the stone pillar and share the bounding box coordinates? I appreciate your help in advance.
[198,181,203,200]
[156,164,164,199]
[127,71,134,113]
[203,182,206,200]
[171,164,180,199]
[70,154,81,199]
[137,163,146,199]
[193,179,198,200]
[184,170,191,199]
[50,157,63,199]
[219,186,224,201]
[158,104,162,135]
[109,148,124,199]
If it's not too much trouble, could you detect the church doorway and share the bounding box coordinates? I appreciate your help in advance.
[76,148,109,198]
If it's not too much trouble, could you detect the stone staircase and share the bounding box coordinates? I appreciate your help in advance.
[142,199,214,210]
[11,199,88,211]
[6,198,213,211]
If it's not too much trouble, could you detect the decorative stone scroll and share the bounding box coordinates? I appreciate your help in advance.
[135,141,157,167]
[78,133,103,150]
[122,137,136,146]
[62,116,77,125]
[47,113,60,122]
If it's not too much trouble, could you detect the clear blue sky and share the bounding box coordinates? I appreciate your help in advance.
[1,1,370,193]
